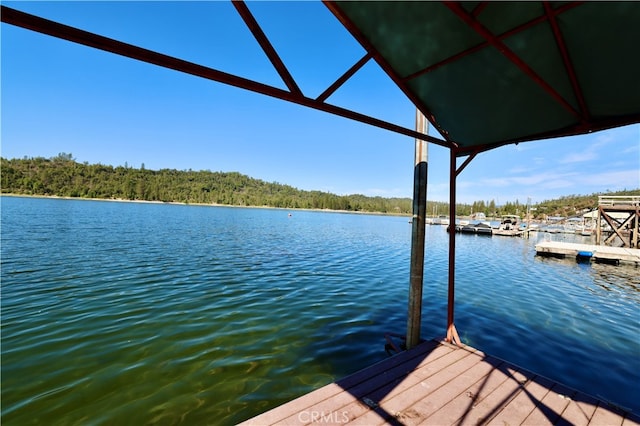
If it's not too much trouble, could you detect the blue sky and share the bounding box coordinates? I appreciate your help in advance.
[2,1,639,204]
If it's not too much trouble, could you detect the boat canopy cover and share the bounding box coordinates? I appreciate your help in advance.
[2,2,639,157]
[326,1,640,155]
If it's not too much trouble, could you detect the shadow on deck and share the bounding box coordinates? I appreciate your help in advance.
[240,339,640,425]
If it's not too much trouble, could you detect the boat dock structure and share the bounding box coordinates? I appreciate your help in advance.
[594,196,640,248]
[535,241,640,266]
[241,339,640,426]
[3,3,639,425]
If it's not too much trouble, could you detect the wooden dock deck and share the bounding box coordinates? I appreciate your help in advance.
[240,340,639,425]
[535,241,640,265]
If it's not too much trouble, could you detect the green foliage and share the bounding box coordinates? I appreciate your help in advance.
[533,190,639,218]
[2,156,636,217]
[0,156,413,214]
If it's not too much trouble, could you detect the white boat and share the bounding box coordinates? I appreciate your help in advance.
[432,215,450,225]
[491,215,524,236]
[498,215,519,231]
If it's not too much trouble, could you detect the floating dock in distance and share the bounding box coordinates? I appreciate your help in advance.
[239,340,639,426]
[535,241,640,266]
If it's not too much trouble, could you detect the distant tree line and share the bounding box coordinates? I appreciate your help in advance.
[2,154,636,217]
[533,190,639,219]
[456,190,639,219]
[1,154,413,214]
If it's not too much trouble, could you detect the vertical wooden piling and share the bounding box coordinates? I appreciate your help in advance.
[596,207,602,245]
[634,205,639,248]
[406,110,428,350]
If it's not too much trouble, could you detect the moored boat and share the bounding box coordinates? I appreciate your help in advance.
[456,222,493,236]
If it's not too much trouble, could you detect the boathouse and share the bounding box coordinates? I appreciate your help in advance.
[3,2,639,424]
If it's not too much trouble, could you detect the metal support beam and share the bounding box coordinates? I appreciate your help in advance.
[316,53,371,103]
[233,1,303,96]
[543,1,589,121]
[323,0,454,145]
[454,150,479,177]
[406,110,428,350]
[0,5,447,149]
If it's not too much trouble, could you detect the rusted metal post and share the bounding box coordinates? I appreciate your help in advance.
[407,110,428,350]
[446,148,461,345]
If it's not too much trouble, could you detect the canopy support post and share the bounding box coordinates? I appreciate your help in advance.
[406,110,428,350]
[446,148,461,346]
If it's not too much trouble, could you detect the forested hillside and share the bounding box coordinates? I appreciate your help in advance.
[0,154,414,214]
[2,154,636,217]
[534,190,639,218]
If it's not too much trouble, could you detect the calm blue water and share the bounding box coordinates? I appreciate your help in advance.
[1,196,638,424]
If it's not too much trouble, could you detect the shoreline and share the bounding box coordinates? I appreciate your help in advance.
[0,193,411,217]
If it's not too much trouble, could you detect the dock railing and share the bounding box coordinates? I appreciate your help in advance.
[598,195,640,206]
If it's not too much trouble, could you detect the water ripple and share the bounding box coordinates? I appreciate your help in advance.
[1,197,638,424]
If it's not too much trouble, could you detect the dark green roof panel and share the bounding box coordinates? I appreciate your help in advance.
[334,2,484,78]
[502,21,579,113]
[407,45,575,145]
[559,2,640,117]
[477,2,543,36]
[330,1,640,154]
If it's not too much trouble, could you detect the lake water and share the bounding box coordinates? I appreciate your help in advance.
[1,196,638,424]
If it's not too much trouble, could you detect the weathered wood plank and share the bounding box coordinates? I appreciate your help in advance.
[418,356,510,425]
[463,365,532,425]
[239,340,636,426]
[274,344,457,425]
[521,382,575,425]
[332,344,473,425]
[487,375,554,425]
[238,382,344,426]
[623,412,640,426]
[554,391,599,426]
[238,340,443,426]
[336,339,442,390]
[400,354,504,426]
[354,347,481,425]
[590,402,627,426]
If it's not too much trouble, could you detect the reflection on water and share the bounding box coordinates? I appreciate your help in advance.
[590,262,640,295]
[1,196,639,424]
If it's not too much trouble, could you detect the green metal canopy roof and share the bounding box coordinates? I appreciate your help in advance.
[326,1,640,155]
[2,2,639,157]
